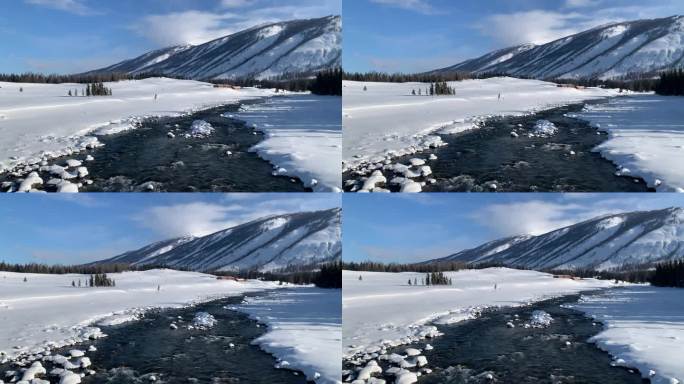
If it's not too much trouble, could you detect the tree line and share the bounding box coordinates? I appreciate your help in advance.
[650,259,684,287]
[654,68,684,96]
[0,262,135,274]
[215,68,342,95]
[343,71,471,83]
[211,261,342,289]
[343,260,469,273]
[0,71,178,84]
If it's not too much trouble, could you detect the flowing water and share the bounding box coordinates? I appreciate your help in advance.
[344,100,652,192]
[1,98,310,192]
[1,293,307,384]
[386,293,648,383]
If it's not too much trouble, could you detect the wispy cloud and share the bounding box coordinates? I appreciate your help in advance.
[134,195,339,239]
[469,195,677,238]
[131,1,340,46]
[480,1,683,47]
[24,0,99,16]
[220,0,256,8]
[369,0,438,15]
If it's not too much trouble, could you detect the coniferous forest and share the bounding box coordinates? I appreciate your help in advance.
[655,68,684,96]
[650,259,684,287]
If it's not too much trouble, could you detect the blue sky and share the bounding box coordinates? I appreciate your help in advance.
[343,193,684,263]
[0,0,340,74]
[0,193,340,265]
[344,0,684,73]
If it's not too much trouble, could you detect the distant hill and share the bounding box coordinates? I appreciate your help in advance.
[429,208,684,271]
[85,16,341,80]
[93,208,341,272]
[430,16,684,80]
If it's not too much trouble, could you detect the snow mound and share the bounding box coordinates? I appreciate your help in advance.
[529,310,553,328]
[192,312,217,329]
[188,120,214,137]
[533,120,558,136]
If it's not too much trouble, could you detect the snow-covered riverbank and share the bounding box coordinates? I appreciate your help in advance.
[571,285,684,384]
[230,95,342,192]
[342,77,620,175]
[571,94,684,192]
[0,269,281,362]
[235,288,342,384]
[342,268,615,360]
[0,78,275,174]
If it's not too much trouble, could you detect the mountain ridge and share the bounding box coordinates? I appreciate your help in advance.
[431,15,684,80]
[429,207,684,271]
[85,15,341,80]
[94,208,341,272]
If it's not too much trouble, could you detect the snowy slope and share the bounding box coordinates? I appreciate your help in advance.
[235,288,342,384]
[86,45,193,74]
[88,16,341,80]
[343,77,619,172]
[342,268,614,359]
[0,269,283,361]
[434,16,684,80]
[571,286,684,384]
[434,207,684,271]
[432,44,536,74]
[96,208,341,272]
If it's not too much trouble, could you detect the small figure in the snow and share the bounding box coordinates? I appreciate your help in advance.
[498,93,501,101]
[494,283,498,290]
[154,93,158,101]
[157,284,160,292]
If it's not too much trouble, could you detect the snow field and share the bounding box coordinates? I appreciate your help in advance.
[342,268,615,383]
[570,286,684,384]
[0,269,282,362]
[232,288,342,384]
[0,78,276,185]
[570,94,684,191]
[343,77,619,192]
[230,94,342,192]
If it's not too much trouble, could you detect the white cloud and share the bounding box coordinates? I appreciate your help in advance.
[480,10,587,46]
[370,0,437,15]
[132,1,340,46]
[135,195,340,239]
[135,202,246,238]
[471,201,586,237]
[25,0,98,15]
[221,0,256,8]
[565,0,601,8]
[131,11,239,46]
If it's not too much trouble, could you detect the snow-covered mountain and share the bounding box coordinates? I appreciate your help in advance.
[432,16,684,80]
[86,16,341,80]
[431,208,684,271]
[95,208,341,272]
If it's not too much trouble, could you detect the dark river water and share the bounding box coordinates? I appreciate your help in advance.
[1,293,307,384]
[384,293,648,384]
[1,99,309,192]
[344,100,652,192]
